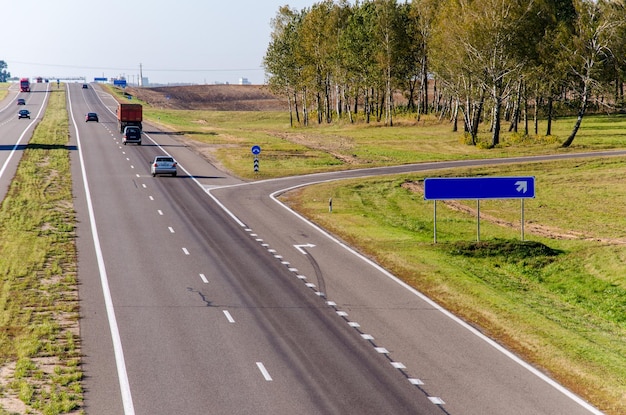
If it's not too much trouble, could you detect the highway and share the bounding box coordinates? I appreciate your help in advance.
[0,81,50,201]
[64,83,613,414]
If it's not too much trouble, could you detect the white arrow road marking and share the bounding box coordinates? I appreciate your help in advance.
[294,243,316,254]
[515,180,528,193]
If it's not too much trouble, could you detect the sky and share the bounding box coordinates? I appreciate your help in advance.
[1,0,317,86]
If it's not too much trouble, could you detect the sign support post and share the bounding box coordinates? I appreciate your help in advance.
[477,200,480,242]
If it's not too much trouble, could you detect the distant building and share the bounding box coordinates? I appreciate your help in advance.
[239,77,251,85]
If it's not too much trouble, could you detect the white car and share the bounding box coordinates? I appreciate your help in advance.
[151,156,177,177]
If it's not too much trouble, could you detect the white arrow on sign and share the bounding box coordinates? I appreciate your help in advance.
[515,180,528,193]
[294,243,316,254]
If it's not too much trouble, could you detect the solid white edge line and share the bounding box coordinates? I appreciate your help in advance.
[265,182,604,415]
[68,85,136,415]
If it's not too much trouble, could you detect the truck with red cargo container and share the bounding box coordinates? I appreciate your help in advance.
[19,78,30,92]
[116,103,143,133]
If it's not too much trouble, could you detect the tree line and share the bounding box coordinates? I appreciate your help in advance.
[0,61,10,83]
[263,0,626,147]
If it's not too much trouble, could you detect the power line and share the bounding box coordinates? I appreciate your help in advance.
[8,60,263,72]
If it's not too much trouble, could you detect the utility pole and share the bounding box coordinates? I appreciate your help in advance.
[139,63,143,87]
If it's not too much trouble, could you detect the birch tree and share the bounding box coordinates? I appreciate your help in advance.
[561,0,624,147]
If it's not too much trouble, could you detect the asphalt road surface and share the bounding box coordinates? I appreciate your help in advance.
[0,82,50,201]
[65,83,616,415]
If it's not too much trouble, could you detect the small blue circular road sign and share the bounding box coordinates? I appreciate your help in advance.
[251,145,261,155]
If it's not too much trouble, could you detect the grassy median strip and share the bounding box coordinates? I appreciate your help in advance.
[0,88,82,414]
[0,83,8,101]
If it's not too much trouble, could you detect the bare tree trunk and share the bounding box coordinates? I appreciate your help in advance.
[386,69,393,126]
[546,96,553,136]
[562,82,590,148]
[287,90,293,127]
[421,56,429,115]
[509,81,522,132]
[523,86,529,136]
[302,88,309,127]
[316,92,322,124]
[452,97,459,132]
[469,91,485,144]
[534,95,539,135]
[293,90,300,124]
[365,88,371,124]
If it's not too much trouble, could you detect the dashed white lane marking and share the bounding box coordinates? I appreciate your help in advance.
[429,397,445,405]
[149,196,154,201]
[223,310,235,323]
[199,274,208,283]
[168,227,175,233]
[256,362,272,381]
[240,225,447,408]
[182,248,190,255]
[157,210,163,215]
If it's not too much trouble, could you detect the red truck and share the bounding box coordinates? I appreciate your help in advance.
[19,78,30,92]
[117,103,143,133]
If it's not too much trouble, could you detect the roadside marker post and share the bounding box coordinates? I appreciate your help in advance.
[251,145,261,173]
[424,176,535,243]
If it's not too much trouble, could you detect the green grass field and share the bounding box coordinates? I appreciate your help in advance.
[0,83,8,101]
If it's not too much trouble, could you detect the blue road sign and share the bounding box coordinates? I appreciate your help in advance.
[424,177,535,200]
[251,145,261,155]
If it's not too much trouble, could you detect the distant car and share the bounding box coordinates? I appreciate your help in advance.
[151,156,177,177]
[18,109,30,119]
[82,84,88,89]
[16,98,26,105]
[123,126,142,145]
[85,112,99,122]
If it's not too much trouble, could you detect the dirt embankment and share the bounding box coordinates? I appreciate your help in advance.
[124,84,288,111]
